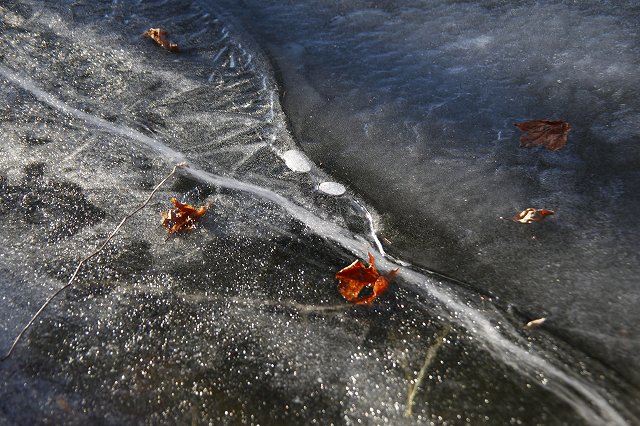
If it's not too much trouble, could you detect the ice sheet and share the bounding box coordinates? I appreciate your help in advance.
[0,0,638,424]
[220,0,640,389]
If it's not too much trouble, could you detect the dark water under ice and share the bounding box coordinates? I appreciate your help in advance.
[0,0,639,424]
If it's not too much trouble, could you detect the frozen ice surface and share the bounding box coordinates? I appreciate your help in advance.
[0,0,638,425]
[222,0,640,389]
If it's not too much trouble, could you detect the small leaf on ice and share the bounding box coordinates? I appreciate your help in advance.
[524,317,546,330]
[514,120,571,151]
[161,198,208,234]
[336,253,399,305]
[143,28,179,52]
[512,208,555,224]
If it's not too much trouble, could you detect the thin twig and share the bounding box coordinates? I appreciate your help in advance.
[1,163,185,361]
[405,325,451,417]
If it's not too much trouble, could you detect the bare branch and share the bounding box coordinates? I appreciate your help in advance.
[1,163,186,361]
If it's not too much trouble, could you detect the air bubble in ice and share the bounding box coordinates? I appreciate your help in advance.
[282,149,311,172]
[318,181,346,196]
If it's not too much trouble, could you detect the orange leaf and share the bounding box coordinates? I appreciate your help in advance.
[512,208,555,224]
[143,28,179,52]
[514,120,571,151]
[161,198,208,234]
[336,253,399,305]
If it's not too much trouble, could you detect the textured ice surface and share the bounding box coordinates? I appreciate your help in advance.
[0,0,638,425]
[221,0,640,388]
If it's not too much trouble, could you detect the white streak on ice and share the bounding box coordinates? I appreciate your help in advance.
[216,28,229,43]
[0,65,186,165]
[268,89,276,122]
[0,63,630,426]
[398,269,628,426]
[189,26,209,40]
[212,46,227,64]
[353,200,386,257]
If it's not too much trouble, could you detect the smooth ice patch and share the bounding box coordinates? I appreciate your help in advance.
[282,149,311,172]
[318,181,346,196]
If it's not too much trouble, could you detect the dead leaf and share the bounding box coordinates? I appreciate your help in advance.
[514,120,571,151]
[512,208,555,224]
[524,317,546,330]
[143,28,179,52]
[161,198,208,234]
[336,253,399,305]
[56,396,73,414]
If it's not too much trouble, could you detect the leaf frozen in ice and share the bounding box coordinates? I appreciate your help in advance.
[336,253,398,305]
[514,120,571,151]
[143,28,179,52]
[161,198,208,234]
[512,208,555,224]
[524,317,547,330]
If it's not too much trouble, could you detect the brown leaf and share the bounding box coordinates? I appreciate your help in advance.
[514,120,571,151]
[161,198,208,234]
[336,253,399,305]
[512,208,555,224]
[143,28,179,52]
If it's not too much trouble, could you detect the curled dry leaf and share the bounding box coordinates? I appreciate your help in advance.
[336,253,399,305]
[514,120,571,151]
[143,28,179,52]
[524,317,546,330]
[513,208,555,224]
[161,198,208,234]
